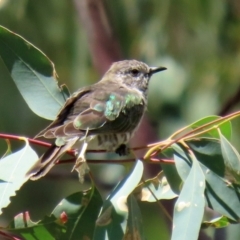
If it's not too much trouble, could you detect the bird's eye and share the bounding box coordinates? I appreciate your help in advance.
[130,69,140,76]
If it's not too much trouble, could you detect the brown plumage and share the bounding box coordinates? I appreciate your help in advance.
[30,60,166,181]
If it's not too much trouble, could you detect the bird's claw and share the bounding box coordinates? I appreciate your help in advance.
[115,144,129,156]
[72,141,89,183]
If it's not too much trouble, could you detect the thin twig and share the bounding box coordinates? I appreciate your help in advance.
[142,178,173,222]
[144,110,240,159]
[0,230,21,240]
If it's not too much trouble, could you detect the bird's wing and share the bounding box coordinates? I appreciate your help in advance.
[35,86,91,138]
[36,83,144,139]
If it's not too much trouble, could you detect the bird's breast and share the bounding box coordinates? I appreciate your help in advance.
[87,132,132,151]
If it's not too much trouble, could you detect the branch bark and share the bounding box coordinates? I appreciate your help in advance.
[73,0,122,74]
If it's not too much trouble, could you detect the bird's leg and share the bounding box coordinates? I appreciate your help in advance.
[72,129,90,183]
[115,144,130,156]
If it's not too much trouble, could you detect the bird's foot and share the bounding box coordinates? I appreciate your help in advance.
[115,144,129,156]
[72,141,89,183]
[72,156,90,183]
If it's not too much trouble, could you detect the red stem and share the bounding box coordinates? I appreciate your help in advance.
[0,230,21,240]
[0,133,175,165]
[0,133,149,155]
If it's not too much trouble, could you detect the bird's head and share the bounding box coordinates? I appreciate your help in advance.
[102,60,166,93]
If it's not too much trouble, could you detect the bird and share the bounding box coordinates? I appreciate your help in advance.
[30,60,166,182]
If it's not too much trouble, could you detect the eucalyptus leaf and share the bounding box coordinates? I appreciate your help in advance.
[219,132,240,185]
[52,187,102,240]
[93,159,144,240]
[7,211,65,240]
[190,116,232,140]
[174,142,240,221]
[7,188,102,239]
[0,25,68,120]
[134,171,177,202]
[161,147,182,194]
[203,164,240,221]
[202,216,233,229]
[172,144,191,181]
[124,194,145,240]
[187,138,225,177]
[0,140,39,214]
[172,152,206,240]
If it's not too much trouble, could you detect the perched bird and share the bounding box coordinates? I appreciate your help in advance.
[30,60,166,181]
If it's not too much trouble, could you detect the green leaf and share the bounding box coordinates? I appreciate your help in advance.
[1,139,12,159]
[174,141,240,221]
[7,188,102,239]
[219,132,240,185]
[172,144,191,181]
[0,139,39,214]
[0,25,67,120]
[187,138,225,177]
[161,148,183,194]
[52,187,102,240]
[7,211,65,240]
[123,194,145,240]
[60,84,71,99]
[93,159,144,240]
[203,164,240,221]
[202,216,233,229]
[172,152,206,240]
[134,171,177,202]
[190,116,232,140]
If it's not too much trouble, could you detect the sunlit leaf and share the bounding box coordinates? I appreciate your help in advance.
[60,84,71,100]
[161,148,182,194]
[93,159,144,240]
[174,141,240,221]
[202,216,233,229]
[123,194,144,240]
[52,187,102,240]
[8,211,64,240]
[203,164,240,221]
[0,139,38,214]
[0,25,67,120]
[134,171,177,202]
[172,151,206,240]
[190,116,232,140]
[187,138,225,177]
[6,188,102,239]
[1,139,12,159]
[172,144,191,181]
[219,132,240,185]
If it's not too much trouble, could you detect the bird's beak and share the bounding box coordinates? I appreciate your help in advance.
[149,66,167,75]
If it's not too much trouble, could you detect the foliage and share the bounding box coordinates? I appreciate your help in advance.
[1,24,240,240]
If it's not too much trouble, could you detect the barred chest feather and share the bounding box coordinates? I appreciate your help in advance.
[85,132,132,151]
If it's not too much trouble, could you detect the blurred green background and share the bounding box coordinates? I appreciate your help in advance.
[1,0,240,239]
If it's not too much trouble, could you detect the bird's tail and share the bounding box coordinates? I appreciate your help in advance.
[29,138,78,180]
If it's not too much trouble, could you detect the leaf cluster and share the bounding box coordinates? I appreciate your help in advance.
[1,25,240,240]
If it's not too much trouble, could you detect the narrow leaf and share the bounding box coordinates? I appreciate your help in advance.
[190,116,232,140]
[172,144,191,181]
[172,151,205,240]
[203,164,240,221]
[7,188,102,239]
[8,211,64,239]
[93,159,144,240]
[134,171,177,202]
[219,132,240,185]
[161,148,183,194]
[0,25,67,120]
[187,138,225,177]
[202,216,233,229]
[0,139,39,214]
[123,194,144,240]
[173,142,240,221]
[52,187,102,240]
